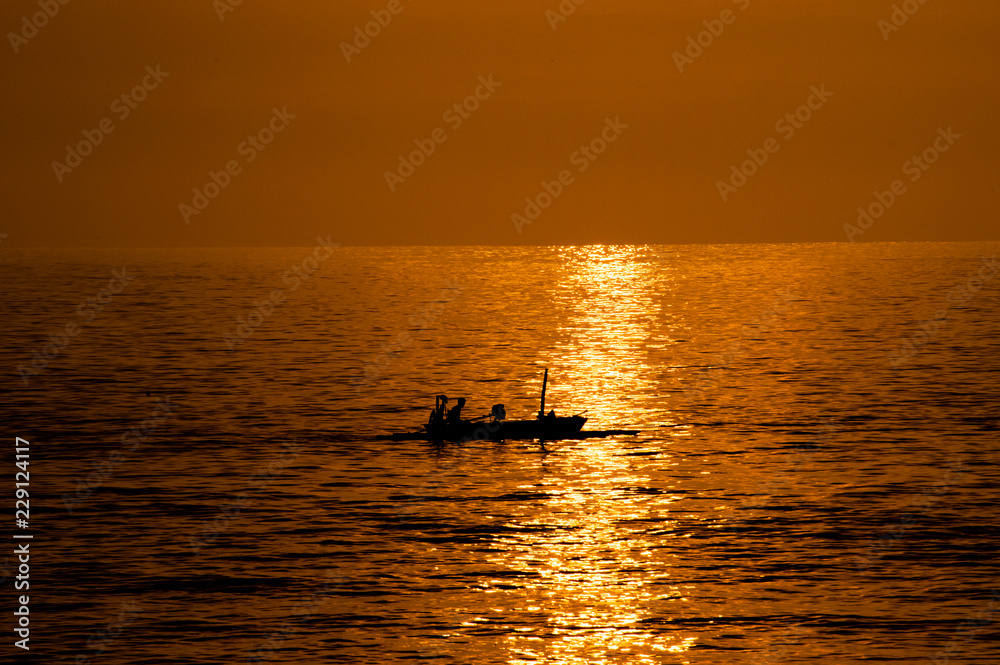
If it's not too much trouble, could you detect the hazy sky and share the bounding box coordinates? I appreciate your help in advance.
[1,0,997,246]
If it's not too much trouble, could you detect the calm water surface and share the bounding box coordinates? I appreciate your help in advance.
[1,243,999,664]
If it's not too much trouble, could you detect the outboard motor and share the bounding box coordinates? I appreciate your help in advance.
[490,404,506,423]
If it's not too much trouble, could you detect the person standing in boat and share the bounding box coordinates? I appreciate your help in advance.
[429,395,448,428]
[447,397,466,426]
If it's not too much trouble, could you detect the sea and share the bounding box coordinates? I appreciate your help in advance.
[1,242,999,664]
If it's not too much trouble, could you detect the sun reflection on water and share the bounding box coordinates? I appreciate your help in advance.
[428,246,702,662]
[545,246,676,430]
[487,435,696,662]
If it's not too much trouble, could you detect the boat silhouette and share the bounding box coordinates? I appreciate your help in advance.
[377,369,638,443]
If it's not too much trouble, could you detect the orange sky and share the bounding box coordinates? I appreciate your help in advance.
[1,0,997,246]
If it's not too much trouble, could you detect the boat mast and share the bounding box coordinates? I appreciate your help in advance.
[538,368,548,418]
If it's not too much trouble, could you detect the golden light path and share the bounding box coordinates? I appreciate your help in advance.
[551,245,666,428]
[488,246,698,663]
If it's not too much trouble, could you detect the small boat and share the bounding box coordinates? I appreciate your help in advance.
[423,411,588,442]
[379,369,602,443]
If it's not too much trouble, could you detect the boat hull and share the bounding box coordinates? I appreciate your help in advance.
[424,416,587,442]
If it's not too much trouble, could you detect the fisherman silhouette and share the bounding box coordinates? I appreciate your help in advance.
[428,395,448,428]
[447,397,466,425]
